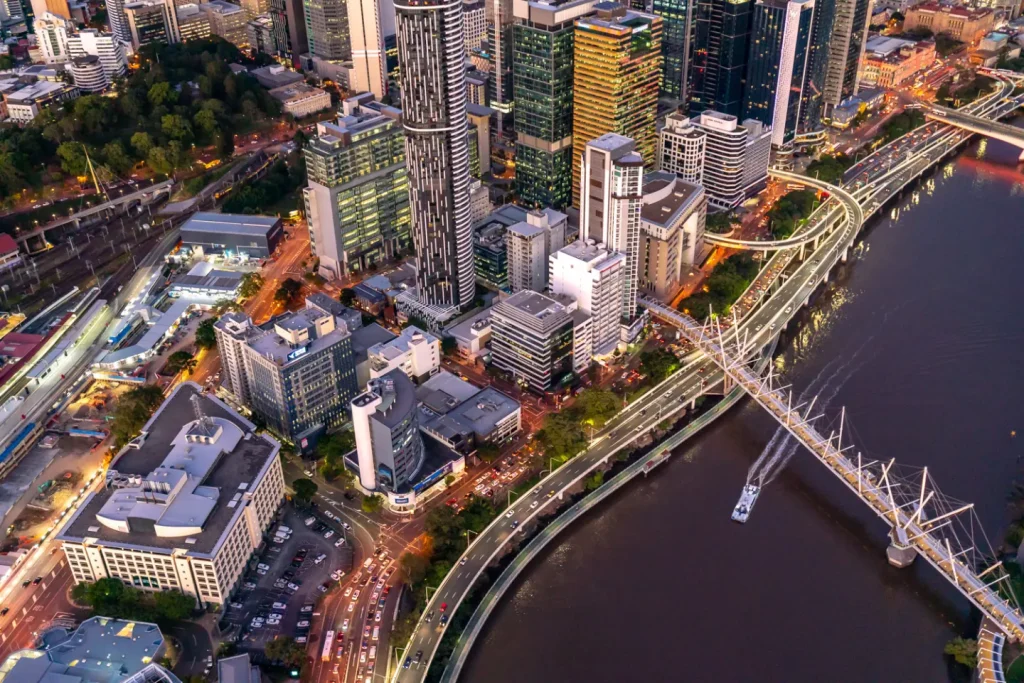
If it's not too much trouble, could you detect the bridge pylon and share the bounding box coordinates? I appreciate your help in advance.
[887,526,917,568]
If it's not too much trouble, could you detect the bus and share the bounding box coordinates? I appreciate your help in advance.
[322,630,335,662]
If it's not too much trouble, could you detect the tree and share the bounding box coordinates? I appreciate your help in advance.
[110,385,165,448]
[398,551,430,586]
[147,147,174,176]
[265,636,306,668]
[147,81,178,107]
[274,278,302,306]
[574,388,620,428]
[292,478,318,504]
[193,108,218,137]
[57,142,88,176]
[475,442,500,462]
[195,318,218,349]
[211,299,242,315]
[705,212,739,234]
[362,495,383,514]
[316,431,355,482]
[639,349,679,385]
[537,412,587,461]
[161,114,193,143]
[165,350,196,375]
[584,470,604,491]
[239,272,264,299]
[339,288,356,306]
[805,153,853,185]
[131,131,154,157]
[102,141,134,175]
[943,637,978,669]
[153,589,196,620]
[440,336,457,355]
[0,55,13,70]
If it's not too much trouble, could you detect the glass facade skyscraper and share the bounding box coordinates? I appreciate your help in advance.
[743,0,815,146]
[652,0,694,100]
[687,0,753,118]
[823,0,871,113]
[512,0,593,210]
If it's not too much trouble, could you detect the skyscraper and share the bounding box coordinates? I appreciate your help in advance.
[303,0,350,61]
[395,0,475,316]
[689,110,771,209]
[823,0,871,114]
[270,0,307,64]
[798,0,832,132]
[687,0,754,117]
[580,133,644,319]
[105,0,134,44]
[347,0,386,97]
[572,2,662,208]
[303,95,411,279]
[743,0,815,146]
[512,0,597,210]
[652,0,694,100]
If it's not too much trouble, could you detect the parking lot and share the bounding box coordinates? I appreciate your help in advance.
[223,505,354,651]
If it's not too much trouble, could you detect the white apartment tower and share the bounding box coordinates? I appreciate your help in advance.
[347,0,386,98]
[580,133,644,320]
[657,109,706,185]
[689,111,772,210]
[67,29,129,81]
[549,241,626,357]
[505,207,566,293]
[35,12,73,63]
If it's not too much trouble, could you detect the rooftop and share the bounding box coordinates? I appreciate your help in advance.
[445,387,519,438]
[368,325,438,369]
[416,370,481,415]
[506,220,545,238]
[351,323,397,363]
[358,369,417,429]
[181,212,280,238]
[0,617,174,683]
[58,384,278,557]
[269,82,327,103]
[641,172,704,228]
[216,653,260,683]
[247,308,347,366]
[446,308,492,344]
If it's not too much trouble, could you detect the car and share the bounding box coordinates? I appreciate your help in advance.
[440,614,449,626]
[348,602,355,612]
[440,602,448,613]
[272,536,285,544]
[287,582,299,592]
[331,571,344,581]
[273,602,287,610]
[344,586,353,597]
[335,539,346,548]
[505,509,514,518]
[295,635,307,644]
[324,530,334,539]
[342,522,351,530]
[22,580,30,588]
[374,610,382,622]
[256,568,267,575]
[404,657,413,669]
[360,651,367,664]
[267,618,280,626]
[530,500,539,509]
[352,589,360,601]
[300,604,314,613]
[297,620,310,628]
[342,618,350,631]
[511,520,520,529]
[314,554,327,565]
[415,650,423,663]
[460,557,467,566]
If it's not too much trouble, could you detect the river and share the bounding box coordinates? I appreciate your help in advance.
[461,134,1024,682]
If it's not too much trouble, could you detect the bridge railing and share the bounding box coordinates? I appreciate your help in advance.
[647,301,1024,643]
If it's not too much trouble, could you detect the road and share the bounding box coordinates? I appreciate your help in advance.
[394,75,1024,682]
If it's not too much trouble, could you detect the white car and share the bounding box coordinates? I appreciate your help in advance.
[270,613,283,620]
[297,620,310,628]
[342,618,350,631]
[347,602,355,612]
[374,610,382,622]
[256,569,267,575]
[287,582,299,592]
[267,618,280,626]
[273,602,287,610]
[352,589,360,601]
[331,571,344,581]
[344,586,353,597]
[324,530,334,539]
[257,563,270,571]
[335,539,346,548]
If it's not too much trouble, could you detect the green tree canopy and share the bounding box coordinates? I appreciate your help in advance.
[164,351,196,375]
[574,388,621,429]
[362,495,383,514]
[265,636,306,668]
[639,349,680,385]
[292,478,318,503]
[110,385,165,448]
[194,318,218,349]
[274,278,303,305]
[943,637,977,669]
[238,272,264,299]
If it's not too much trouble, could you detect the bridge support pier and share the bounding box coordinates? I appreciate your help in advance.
[841,247,849,264]
[886,530,917,568]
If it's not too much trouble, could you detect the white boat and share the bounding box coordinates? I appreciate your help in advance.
[731,485,760,523]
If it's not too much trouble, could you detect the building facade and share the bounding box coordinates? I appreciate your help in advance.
[512,0,597,210]
[213,307,359,444]
[653,0,693,100]
[822,0,871,113]
[505,208,567,293]
[347,0,386,98]
[904,3,993,43]
[352,369,424,492]
[395,0,475,316]
[58,385,285,607]
[247,13,278,52]
[580,133,644,320]
[490,290,580,391]
[367,325,441,383]
[70,55,107,91]
[639,171,706,300]
[270,0,307,63]
[463,0,486,54]
[35,12,73,63]
[572,2,662,207]
[689,110,771,209]
[743,0,816,146]
[67,31,128,83]
[687,0,753,117]
[657,109,706,184]
[304,96,411,279]
[201,0,250,46]
[859,36,935,88]
[549,241,626,356]
[303,0,349,60]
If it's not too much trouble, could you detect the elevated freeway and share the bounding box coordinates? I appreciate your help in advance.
[400,74,1024,681]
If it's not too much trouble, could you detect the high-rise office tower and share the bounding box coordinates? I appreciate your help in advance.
[304,95,411,279]
[657,109,706,184]
[652,0,694,100]
[67,29,128,82]
[347,0,386,97]
[798,0,831,132]
[580,133,644,319]
[395,0,475,315]
[687,0,753,117]
[572,2,662,208]
[106,0,134,43]
[486,0,514,135]
[689,110,771,209]
[352,370,424,492]
[35,12,73,63]
[304,0,349,60]
[512,0,597,210]
[270,0,307,63]
[124,0,179,48]
[823,0,871,114]
[743,0,815,146]
[549,241,626,356]
[463,0,486,54]
[0,0,25,21]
